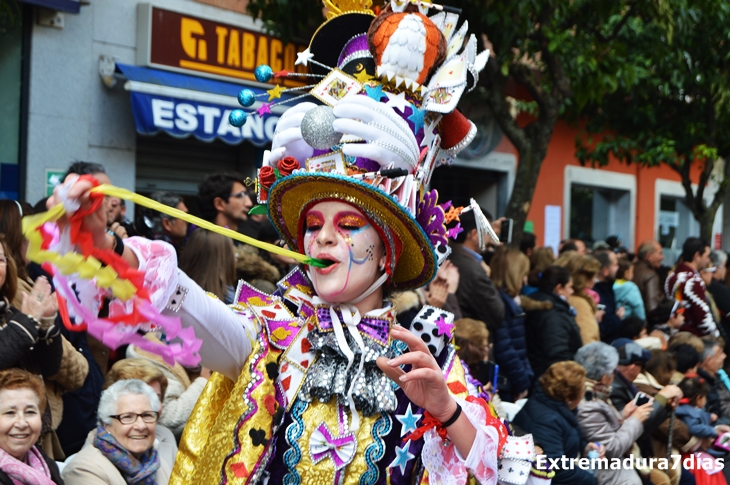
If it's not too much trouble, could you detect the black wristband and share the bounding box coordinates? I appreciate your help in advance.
[441,403,462,428]
[108,230,125,256]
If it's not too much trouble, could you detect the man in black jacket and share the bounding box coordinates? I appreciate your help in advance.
[610,339,683,443]
[448,209,504,337]
[594,249,625,343]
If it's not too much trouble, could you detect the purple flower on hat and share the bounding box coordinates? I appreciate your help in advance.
[417,189,448,249]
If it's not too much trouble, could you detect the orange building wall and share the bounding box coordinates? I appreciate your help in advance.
[494,119,706,251]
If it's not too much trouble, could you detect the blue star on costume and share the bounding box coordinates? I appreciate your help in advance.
[395,403,422,437]
[364,84,385,101]
[407,104,426,134]
[389,440,415,475]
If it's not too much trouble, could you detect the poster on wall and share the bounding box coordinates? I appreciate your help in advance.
[544,205,561,255]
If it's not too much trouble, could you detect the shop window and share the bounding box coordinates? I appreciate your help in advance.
[0,8,23,199]
[658,195,699,261]
[430,165,501,217]
[569,184,631,247]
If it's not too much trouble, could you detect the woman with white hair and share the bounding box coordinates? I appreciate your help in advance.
[575,342,653,485]
[62,379,171,485]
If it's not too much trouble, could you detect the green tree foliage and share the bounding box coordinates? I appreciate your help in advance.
[575,0,730,242]
[246,0,668,244]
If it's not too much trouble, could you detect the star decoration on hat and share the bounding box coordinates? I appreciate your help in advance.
[420,118,439,148]
[295,48,314,67]
[364,84,385,102]
[267,85,286,101]
[407,104,426,134]
[435,315,453,337]
[385,92,411,113]
[444,206,463,224]
[395,403,422,437]
[256,102,272,117]
[354,69,375,84]
[447,223,463,239]
[389,440,415,475]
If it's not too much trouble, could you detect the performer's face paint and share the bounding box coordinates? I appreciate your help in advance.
[303,201,385,304]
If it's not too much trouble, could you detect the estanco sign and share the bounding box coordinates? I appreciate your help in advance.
[136,4,308,86]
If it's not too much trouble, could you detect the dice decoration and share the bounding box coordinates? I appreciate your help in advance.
[410,305,455,356]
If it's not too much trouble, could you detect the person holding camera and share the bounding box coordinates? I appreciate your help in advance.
[576,342,654,485]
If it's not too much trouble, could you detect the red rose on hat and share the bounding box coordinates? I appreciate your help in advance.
[259,166,277,189]
[278,156,300,178]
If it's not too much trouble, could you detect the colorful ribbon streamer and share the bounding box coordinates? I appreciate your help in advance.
[20,182,331,366]
[90,184,329,268]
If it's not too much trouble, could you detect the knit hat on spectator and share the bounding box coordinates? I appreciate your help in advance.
[611,338,651,365]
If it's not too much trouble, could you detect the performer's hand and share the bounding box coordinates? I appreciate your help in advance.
[378,325,478,458]
[332,95,420,172]
[269,102,317,165]
[377,325,455,422]
[47,174,109,249]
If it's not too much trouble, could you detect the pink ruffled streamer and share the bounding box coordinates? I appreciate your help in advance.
[54,273,202,367]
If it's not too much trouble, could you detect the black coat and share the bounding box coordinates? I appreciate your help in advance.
[593,281,622,344]
[0,300,62,377]
[448,244,505,335]
[513,384,595,485]
[0,447,64,484]
[493,290,533,400]
[524,291,583,379]
[55,327,104,457]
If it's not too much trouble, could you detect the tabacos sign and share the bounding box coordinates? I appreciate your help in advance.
[136,4,308,87]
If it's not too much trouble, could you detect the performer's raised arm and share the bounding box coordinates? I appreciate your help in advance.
[47,176,258,381]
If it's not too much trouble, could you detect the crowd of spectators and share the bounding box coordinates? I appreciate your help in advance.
[5,160,730,485]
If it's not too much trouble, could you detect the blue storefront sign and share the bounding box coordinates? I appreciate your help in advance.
[130,92,279,146]
[117,63,285,147]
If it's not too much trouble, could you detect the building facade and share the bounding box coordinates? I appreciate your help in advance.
[12,0,730,258]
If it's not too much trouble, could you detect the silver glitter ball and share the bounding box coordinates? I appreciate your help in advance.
[300,105,343,150]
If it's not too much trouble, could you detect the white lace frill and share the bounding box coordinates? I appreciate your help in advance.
[107,237,179,319]
[421,396,500,485]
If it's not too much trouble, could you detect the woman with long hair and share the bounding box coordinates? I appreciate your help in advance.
[178,230,236,304]
[556,251,603,344]
[489,247,534,401]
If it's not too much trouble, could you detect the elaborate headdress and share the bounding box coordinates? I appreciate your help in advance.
[230,0,494,291]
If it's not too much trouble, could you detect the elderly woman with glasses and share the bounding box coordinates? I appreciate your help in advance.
[62,380,171,485]
[0,368,63,485]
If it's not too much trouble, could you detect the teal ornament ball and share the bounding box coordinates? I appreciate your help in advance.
[255,65,274,83]
[229,109,248,127]
[238,89,256,107]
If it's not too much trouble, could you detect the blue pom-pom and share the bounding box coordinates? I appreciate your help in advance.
[229,109,248,127]
[255,65,274,83]
[238,89,256,107]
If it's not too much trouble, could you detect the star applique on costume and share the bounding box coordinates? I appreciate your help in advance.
[395,403,422,437]
[435,315,453,337]
[389,440,415,474]
[364,84,385,102]
[267,84,286,101]
[385,92,411,113]
[407,104,426,133]
[420,118,439,148]
[447,223,464,239]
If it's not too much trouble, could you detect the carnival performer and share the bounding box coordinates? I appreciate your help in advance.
[38,1,551,484]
